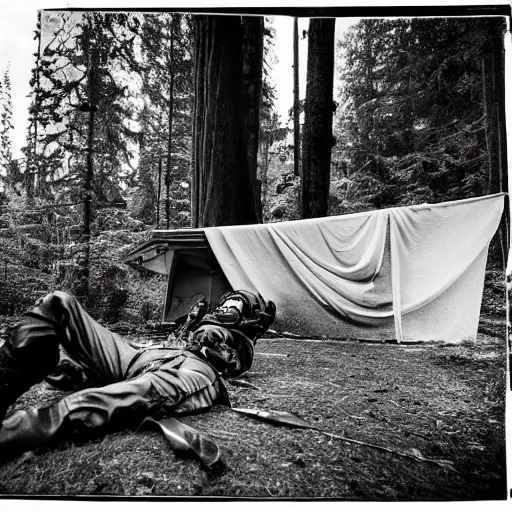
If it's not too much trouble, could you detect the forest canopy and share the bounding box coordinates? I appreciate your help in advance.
[331,16,507,214]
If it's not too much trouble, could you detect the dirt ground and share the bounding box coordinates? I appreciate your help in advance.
[0,331,507,500]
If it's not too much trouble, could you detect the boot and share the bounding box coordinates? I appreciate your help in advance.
[0,404,65,462]
[0,293,68,423]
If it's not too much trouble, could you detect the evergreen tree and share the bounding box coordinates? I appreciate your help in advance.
[137,13,194,228]
[23,11,43,196]
[22,11,141,205]
[73,11,140,296]
[335,17,507,212]
[20,11,142,297]
[0,66,14,185]
[256,18,282,217]
[0,78,4,189]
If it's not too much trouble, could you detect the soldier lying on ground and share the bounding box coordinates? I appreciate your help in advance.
[0,290,276,461]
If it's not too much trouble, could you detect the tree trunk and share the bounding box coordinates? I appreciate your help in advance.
[156,155,162,227]
[75,102,94,299]
[32,10,42,198]
[242,16,264,222]
[482,55,499,195]
[165,15,176,229]
[262,137,270,213]
[25,125,35,197]
[192,15,258,227]
[482,22,508,268]
[293,17,300,177]
[301,18,336,219]
[84,107,94,242]
[76,20,95,300]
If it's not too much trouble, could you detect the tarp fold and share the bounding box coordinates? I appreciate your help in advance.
[205,194,504,342]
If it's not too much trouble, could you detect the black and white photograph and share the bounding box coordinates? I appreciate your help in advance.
[0,0,510,504]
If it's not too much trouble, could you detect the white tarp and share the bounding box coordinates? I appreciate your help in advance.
[205,194,505,342]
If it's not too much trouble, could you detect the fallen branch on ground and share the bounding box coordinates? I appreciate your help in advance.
[319,431,455,471]
[232,407,456,472]
[256,352,289,357]
[228,379,261,390]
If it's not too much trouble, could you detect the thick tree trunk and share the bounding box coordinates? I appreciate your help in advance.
[165,15,176,229]
[293,17,300,177]
[242,16,264,222]
[191,16,205,227]
[301,18,336,219]
[192,15,258,227]
[482,55,499,195]
[482,23,508,268]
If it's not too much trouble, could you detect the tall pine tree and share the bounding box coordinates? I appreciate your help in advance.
[335,17,507,212]
[137,13,194,228]
[0,67,14,186]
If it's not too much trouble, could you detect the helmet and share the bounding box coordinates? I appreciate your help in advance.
[184,290,276,378]
[187,324,254,378]
[198,290,276,340]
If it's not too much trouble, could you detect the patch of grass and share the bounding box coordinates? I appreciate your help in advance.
[0,335,507,500]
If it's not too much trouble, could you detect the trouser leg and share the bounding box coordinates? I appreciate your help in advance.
[0,294,65,422]
[49,291,138,384]
[0,291,138,422]
[0,354,223,461]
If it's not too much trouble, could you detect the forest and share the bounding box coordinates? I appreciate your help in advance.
[0,12,508,320]
[0,11,509,499]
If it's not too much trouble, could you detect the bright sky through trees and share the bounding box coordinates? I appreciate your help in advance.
[271,16,357,128]
[0,11,357,159]
[0,9,37,160]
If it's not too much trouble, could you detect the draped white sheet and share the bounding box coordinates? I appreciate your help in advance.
[205,194,504,341]
[389,194,504,341]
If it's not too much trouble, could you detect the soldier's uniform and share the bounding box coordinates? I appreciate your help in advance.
[0,290,275,460]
